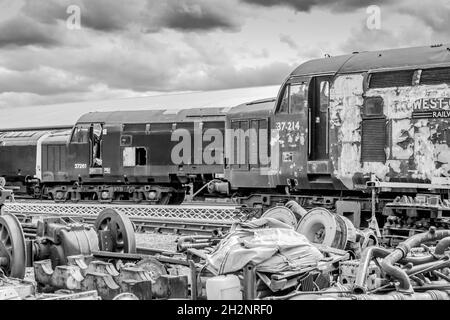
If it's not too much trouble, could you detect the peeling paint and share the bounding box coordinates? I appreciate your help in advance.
[329,74,364,188]
[330,74,450,188]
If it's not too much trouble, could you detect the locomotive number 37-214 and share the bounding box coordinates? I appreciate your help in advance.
[275,121,300,131]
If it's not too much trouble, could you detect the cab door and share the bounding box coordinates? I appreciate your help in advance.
[307,76,332,176]
[68,123,104,179]
[272,78,310,188]
[68,124,91,179]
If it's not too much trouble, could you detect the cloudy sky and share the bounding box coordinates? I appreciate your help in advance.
[0,0,448,109]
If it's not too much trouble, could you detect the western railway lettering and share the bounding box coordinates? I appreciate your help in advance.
[413,97,450,111]
[412,97,450,118]
[433,110,450,118]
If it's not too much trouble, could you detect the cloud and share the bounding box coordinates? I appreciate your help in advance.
[339,0,450,54]
[241,0,388,12]
[0,15,61,47]
[397,0,450,34]
[279,34,298,50]
[145,1,242,32]
[1,0,448,112]
[171,61,295,91]
[21,0,242,33]
[0,66,94,95]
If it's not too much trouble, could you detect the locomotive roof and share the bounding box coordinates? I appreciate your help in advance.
[77,107,228,124]
[291,44,450,77]
[0,130,51,145]
[227,98,276,116]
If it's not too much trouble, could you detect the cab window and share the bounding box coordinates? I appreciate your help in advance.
[123,147,148,167]
[277,82,309,114]
[278,87,289,113]
[289,83,308,114]
[71,125,89,143]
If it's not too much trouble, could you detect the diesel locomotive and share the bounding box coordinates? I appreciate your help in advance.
[1,44,450,231]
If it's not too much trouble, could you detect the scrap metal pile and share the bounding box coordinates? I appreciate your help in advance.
[1,187,450,300]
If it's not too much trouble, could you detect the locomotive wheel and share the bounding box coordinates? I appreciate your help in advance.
[261,206,298,228]
[0,213,27,279]
[136,257,167,281]
[296,208,337,246]
[168,191,185,205]
[296,207,356,250]
[94,209,136,254]
[158,193,171,205]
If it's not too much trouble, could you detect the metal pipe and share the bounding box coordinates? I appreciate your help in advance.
[353,246,391,294]
[268,284,353,300]
[270,290,352,300]
[432,270,450,282]
[243,264,257,300]
[0,257,8,266]
[354,290,449,300]
[288,290,450,301]
[435,237,450,255]
[189,260,197,300]
[178,242,213,251]
[177,236,214,243]
[177,235,218,252]
[406,259,450,276]
[401,255,436,265]
[380,228,450,293]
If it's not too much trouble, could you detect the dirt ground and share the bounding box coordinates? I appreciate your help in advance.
[135,232,179,251]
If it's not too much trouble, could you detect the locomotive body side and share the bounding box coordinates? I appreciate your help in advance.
[0,130,51,194]
[330,71,450,190]
[42,108,227,203]
[41,130,72,184]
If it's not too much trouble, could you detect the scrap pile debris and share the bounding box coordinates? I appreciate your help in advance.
[1,188,450,300]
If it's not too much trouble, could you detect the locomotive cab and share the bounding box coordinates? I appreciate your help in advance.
[273,75,335,190]
[69,122,104,177]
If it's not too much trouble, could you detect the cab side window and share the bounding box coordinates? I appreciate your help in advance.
[278,87,289,114]
[290,83,308,114]
[319,81,330,112]
[71,125,89,143]
[277,82,309,114]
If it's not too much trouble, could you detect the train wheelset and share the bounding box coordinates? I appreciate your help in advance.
[0,208,136,279]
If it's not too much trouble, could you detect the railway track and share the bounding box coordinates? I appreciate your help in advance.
[1,201,255,236]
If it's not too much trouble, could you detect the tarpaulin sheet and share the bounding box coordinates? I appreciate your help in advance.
[206,218,323,274]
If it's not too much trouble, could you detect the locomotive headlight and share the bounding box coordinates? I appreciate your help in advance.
[101,191,110,199]
[147,191,157,200]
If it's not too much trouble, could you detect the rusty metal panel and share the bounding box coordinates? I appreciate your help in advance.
[329,74,364,189]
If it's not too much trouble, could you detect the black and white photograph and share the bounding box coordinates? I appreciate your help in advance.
[0,0,450,312]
